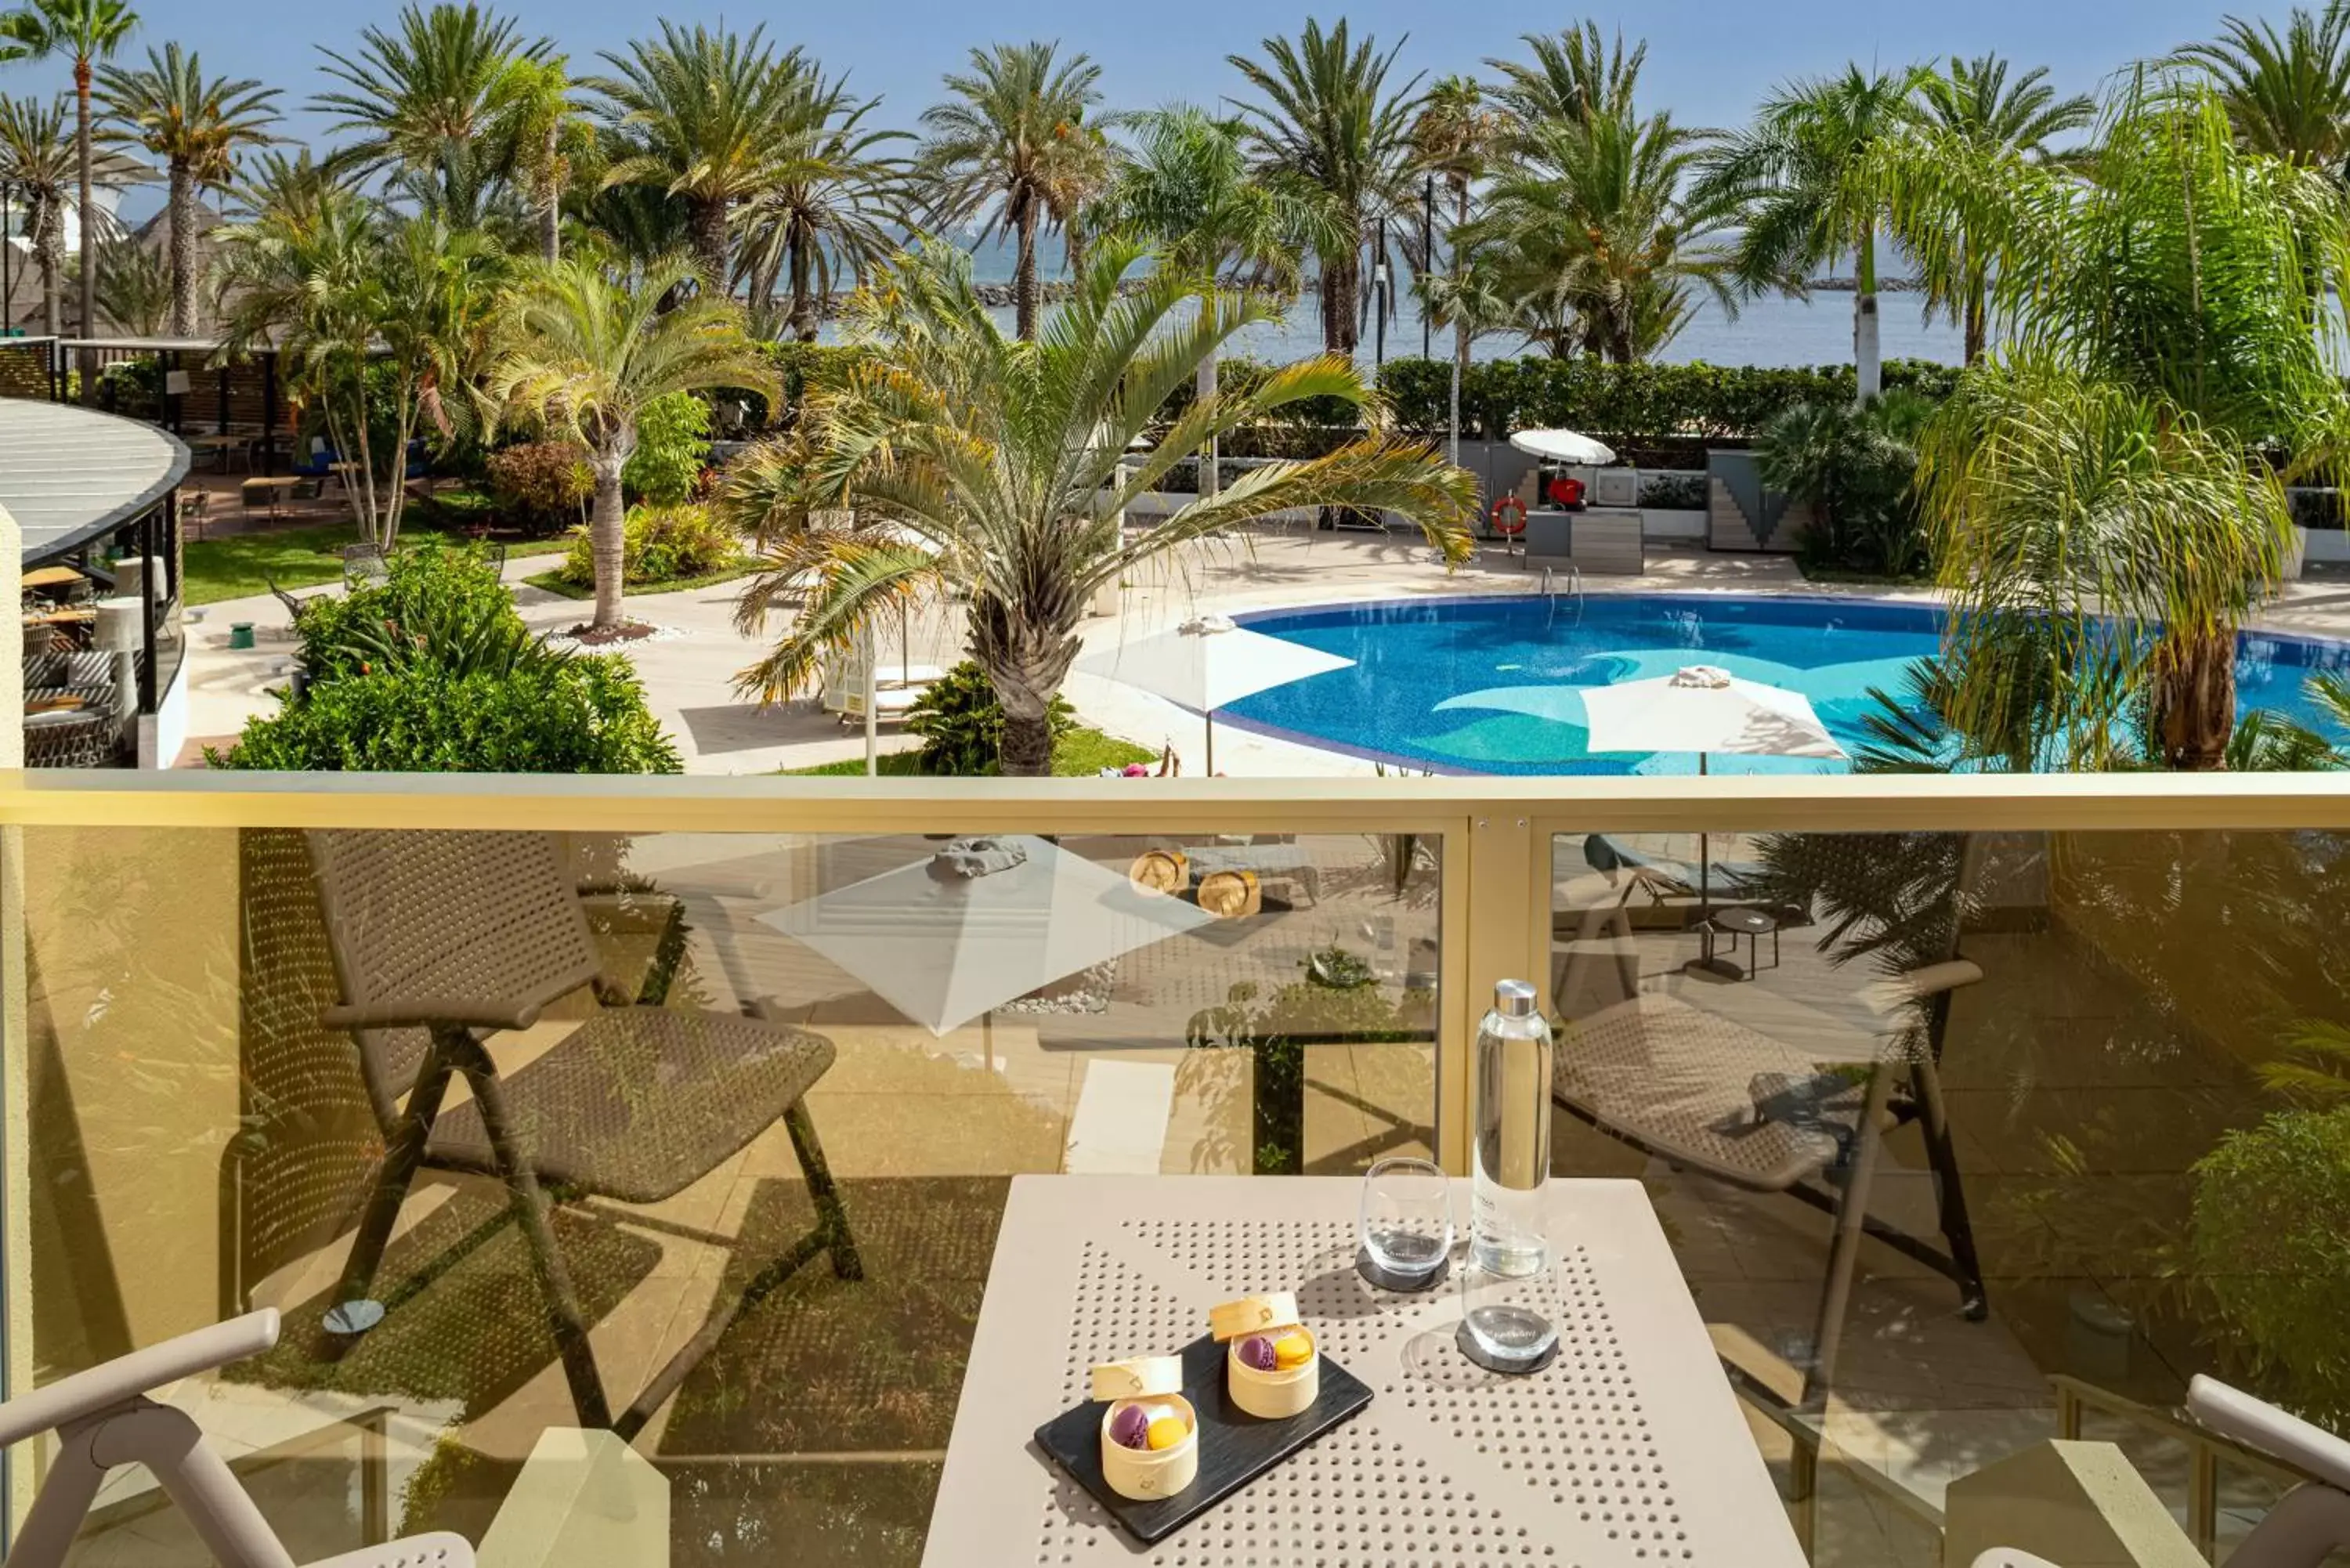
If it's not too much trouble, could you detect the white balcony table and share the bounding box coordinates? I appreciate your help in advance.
[924,1174,1801,1566]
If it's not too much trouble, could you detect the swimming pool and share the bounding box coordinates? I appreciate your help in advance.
[1220,595,2350,775]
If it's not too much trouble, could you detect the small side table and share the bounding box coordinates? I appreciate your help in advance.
[1698,905,1780,980]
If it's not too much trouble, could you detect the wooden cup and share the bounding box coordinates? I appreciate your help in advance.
[1099,1393,1199,1501]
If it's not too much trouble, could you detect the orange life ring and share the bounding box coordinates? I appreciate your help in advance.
[1491,493,1528,537]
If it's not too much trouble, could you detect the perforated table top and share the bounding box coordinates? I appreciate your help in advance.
[924,1176,1802,1567]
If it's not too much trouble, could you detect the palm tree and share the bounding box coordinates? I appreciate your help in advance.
[0,92,72,334]
[717,242,1477,775]
[1697,64,1929,401]
[313,2,538,205]
[1410,76,1502,463]
[735,73,907,341]
[1228,20,1422,357]
[2,0,137,381]
[588,22,818,293]
[1911,55,2094,361]
[1883,81,2350,768]
[1093,104,1317,496]
[917,41,1106,341]
[1471,107,1737,363]
[1484,23,1646,133]
[492,254,776,629]
[2178,3,2350,172]
[218,193,512,547]
[493,53,587,262]
[96,43,278,335]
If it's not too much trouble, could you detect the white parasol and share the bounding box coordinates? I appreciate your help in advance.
[1073,616,1355,772]
[1508,429,1618,466]
[757,835,1215,1036]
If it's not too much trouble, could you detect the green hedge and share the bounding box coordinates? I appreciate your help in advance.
[1373,357,1962,445]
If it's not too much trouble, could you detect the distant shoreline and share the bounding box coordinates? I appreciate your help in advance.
[801,273,1922,314]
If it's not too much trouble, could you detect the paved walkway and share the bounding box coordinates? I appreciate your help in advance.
[176,528,2350,775]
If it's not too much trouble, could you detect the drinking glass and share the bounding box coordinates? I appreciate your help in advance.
[1358,1157,1453,1290]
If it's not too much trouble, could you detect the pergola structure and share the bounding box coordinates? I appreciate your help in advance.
[5,397,190,768]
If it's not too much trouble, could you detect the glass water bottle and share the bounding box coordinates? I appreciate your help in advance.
[1471,978,1553,1277]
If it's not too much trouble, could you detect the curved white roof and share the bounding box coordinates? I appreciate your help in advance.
[1,399,190,565]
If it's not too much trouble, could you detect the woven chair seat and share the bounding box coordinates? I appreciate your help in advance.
[1556,994,1875,1193]
[422,1008,835,1204]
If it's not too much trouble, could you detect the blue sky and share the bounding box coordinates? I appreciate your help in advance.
[4,0,2250,219]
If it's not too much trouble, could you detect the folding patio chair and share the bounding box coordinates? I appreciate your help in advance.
[305,830,861,1437]
[1973,1377,2350,1568]
[1553,833,1991,1407]
[0,1308,471,1568]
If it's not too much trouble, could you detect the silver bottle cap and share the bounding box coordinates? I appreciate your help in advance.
[1494,979,1538,1017]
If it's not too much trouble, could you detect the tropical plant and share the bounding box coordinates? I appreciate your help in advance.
[0,92,72,334]
[96,42,278,335]
[718,240,1477,775]
[1883,80,2350,768]
[620,388,710,504]
[484,436,591,528]
[1754,391,1934,576]
[216,196,514,546]
[492,52,588,262]
[312,1,540,211]
[490,252,776,629]
[557,502,737,589]
[1227,20,1422,356]
[733,73,907,341]
[227,146,345,224]
[291,538,528,679]
[1483,23,1647,134]
[1910,55,2095,361]
[903,659,1075,775]
[2178,2,2350,174]
[1,0,137,356]
[1466,104,1737,363]
[1094,104,1318,496]
[917,41,1107,340]
[588,20,816,290]
[1697,63,1932,399]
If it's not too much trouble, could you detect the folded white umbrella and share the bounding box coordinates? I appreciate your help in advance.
[1073,618,1355,771]
[758,835,1215,1035]
[1509,428,1618,466]
[1578,667,1845,942]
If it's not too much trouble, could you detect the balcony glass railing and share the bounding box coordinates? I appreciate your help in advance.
[5,771,2350,1565]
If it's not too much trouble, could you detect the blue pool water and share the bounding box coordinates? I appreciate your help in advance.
[1222,595,2350,775]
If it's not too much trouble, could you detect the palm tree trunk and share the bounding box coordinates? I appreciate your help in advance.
[691,197,730,296]
[1963,267,1987,366]
[590,446,629,630]
[1321,244,1360,356]
[1014,203,1040,341]
[1853,229,1882,403]
[540,125,562,263]
[167,162,196,338]
[37,204,60,338]
[1197,355,1219,499]
[789,230,816,343]
[2155,630,2238,771]
[978,627,1072,775]
[1452,181,1470,468]
[74,57,95,406]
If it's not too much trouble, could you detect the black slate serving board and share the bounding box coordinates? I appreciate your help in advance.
[1033,1331,1373,1545]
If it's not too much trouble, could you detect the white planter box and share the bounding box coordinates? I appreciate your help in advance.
[2300,526,2350,566]
[1640,508,1708,543]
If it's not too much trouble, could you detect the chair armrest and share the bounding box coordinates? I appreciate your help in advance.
[1856,959,1985,1024]
[2189,1375,2350,1494]
[0,1310,279,1448]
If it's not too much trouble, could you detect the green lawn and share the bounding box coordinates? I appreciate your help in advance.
[183,492,569,607]
[521,562,758,601]
[781,727,1155,778]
